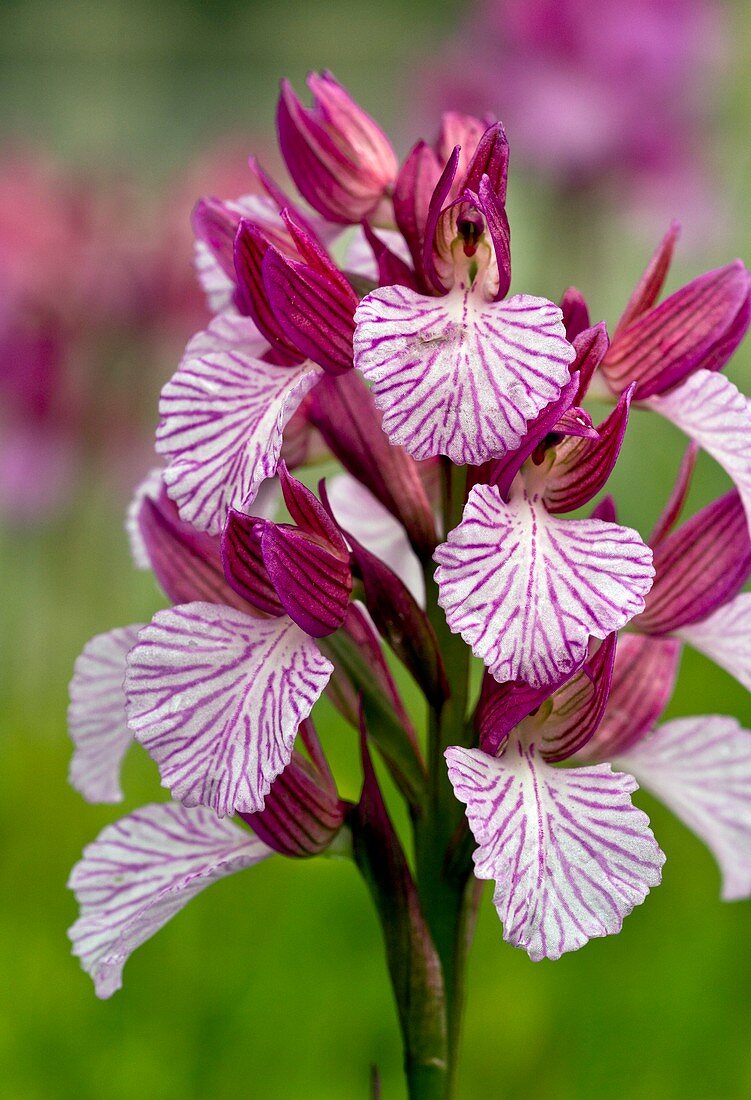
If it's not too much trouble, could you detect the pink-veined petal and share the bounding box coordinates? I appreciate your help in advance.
[446,742,664,961]
[326,474,424,605]
[157,314,321,534]
[434,483,654,689]
[616,717,751,900]
[125,603,333,817]
[193,194,285,314]
[678,592,751,691]
[644,369,751,536]
[354,285,575,465]
[68,626,144,804]
[68,802,270,997]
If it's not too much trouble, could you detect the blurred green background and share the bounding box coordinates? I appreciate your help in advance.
[2,1,751,1097]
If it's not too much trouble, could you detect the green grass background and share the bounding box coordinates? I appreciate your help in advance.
[2,1,751,1096]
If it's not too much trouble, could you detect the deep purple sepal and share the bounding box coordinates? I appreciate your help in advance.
[479,374,580,499]
[543,383,635,514]
[590,495,617,523]
[539,632,618,762]
[463,122,509,204]
[475,674,556,757]
[393,140,442,288]
[422,144,461,294]
[137,483,258,612]
[241,720,346,858]
[221,509,286,616]
[649,443,699,547]
[635,490,751,635]
[305,372,437,556]
[560,287,591,341]
[262,249,356,375]
[474,175,512,301]
[582,635,681,758]
[604,261,750,399]
[570,321,610,402]
[613,221,681,340]
[233,219,302,361]
[261,522,352,637]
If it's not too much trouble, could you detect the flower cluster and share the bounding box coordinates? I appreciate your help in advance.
[67,75,751,1010]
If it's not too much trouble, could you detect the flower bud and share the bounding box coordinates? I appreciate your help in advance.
[277,72,398,224]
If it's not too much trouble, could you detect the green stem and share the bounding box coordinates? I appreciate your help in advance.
[411,461,476,1097]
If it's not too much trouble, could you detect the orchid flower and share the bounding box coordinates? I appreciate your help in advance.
[66,76,751,1100]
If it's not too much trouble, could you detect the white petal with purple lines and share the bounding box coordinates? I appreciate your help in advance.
[645,370,751,535]
[354,286,575,465]
[446,743,664,960]
[157,323,320,534]
[678,593,751,691]
[434,483,654,689]
[68,801,271,997]
[68,625,145,804]
[125,603,333,816]
[616,717,751,900]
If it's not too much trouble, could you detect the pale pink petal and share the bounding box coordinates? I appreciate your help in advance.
[126,467,164,569]
[157,315,321,534]
[678,592,751,691]
[434,483,654,688]
[326,473,424,605]
[68,802,270,997]
[125,603,333,817]
[616,717,751,900]
[645,369,751,535]
[68,626,145,804]
[446,743,664,961]
[354,286,575,464]
[181,309,269,361]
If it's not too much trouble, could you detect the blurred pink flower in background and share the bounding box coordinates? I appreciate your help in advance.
[0,140,276,523]
[419,0,727,239]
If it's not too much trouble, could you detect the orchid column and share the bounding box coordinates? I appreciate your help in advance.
[66,74,751,1100]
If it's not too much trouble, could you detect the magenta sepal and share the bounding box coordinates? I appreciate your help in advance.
[613,221,681,340]
[543,383,635,514]
[277,73,397,224]
[422,144,462,294]
[241,720,346,857]
[570,321,610,402]
[393,140,443,287]
[478,373,580,499]
[560,287,591,341]
[306,371,437,556]
[649,443,699,547]
[474,634,616,762]
[581,634,682,759]
[260,521,352,638]
[221,509,285,616]
[344,525,448,706]
[471,175,512,301]
[603,261,751,399]
[590,495,617,523]
[463,122,510,204]
[537,633,618,762]
[262,249,357,375]
[475,674,559,757]
[278,461,345,547]
[233,220,302,361]
[634,490,751,635]
[135,477,264,613]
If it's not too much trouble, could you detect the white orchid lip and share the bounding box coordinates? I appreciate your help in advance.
[354,284,575,466]
[434,480,654,689]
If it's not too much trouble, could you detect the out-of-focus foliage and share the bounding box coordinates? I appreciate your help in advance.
[2,1,751,1096]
